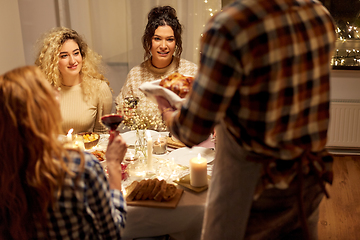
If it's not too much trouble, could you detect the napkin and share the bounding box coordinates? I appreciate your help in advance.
[138,80,185,109]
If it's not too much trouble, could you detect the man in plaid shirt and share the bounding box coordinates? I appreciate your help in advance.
[157,0,336,239]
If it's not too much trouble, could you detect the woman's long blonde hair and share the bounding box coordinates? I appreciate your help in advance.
[35,27,110,102]
[0,66,75,239]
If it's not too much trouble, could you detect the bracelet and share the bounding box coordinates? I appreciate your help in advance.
[161,107,174,114]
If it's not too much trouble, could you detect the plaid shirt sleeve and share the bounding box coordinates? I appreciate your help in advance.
[35,151,126,239]
[84,153,127,238]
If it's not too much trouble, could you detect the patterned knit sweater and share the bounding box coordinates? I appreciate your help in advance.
[115,57,198,121]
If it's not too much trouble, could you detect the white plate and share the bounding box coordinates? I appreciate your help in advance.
[168,147,215,167]
[121,130,168,146]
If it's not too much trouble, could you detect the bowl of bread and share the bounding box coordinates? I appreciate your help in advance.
[78,132,100,149]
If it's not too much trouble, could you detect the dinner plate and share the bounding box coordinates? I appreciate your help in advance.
[168,147,215,167]
[121,130,169,146]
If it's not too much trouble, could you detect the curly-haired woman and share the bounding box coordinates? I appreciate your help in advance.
[115,6,198,121]
[35,27,113,134]
[0,66,127,239]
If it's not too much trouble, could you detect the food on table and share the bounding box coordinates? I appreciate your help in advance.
[162,184,177,201]
[91,150,105,161]
[159,72,194,98]
[153,180,167,202]
[82,133,99,143]
[149,179,162,200]
[125,179,177,202]
[141,178,157,200]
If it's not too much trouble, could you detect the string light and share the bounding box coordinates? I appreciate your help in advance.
[331,21,360,67]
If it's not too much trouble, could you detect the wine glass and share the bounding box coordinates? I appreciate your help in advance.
[101,114,124,131]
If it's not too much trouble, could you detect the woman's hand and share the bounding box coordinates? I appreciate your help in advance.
[155,96,172,112]
[106,131,127,165]
[105,131,127,190]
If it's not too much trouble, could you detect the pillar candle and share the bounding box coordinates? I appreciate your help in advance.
[189,153,208,187]
[146,130,153,170]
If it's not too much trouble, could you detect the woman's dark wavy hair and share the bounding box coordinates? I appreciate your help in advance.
[142,6,183,64]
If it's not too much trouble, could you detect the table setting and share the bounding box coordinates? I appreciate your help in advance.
[63,73,216,239]
[75,125,215,240]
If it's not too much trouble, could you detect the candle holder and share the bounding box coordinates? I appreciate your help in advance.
[153,136,167,154]
[124,150,140,164]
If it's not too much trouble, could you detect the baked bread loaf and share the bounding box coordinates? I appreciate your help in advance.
[134,180,149,200]
[125,179,177,202]
[159,73,194,98]
[141,179,157,200]
[163,184,177,201]
[125,181,141,202]
[153,180,167,202]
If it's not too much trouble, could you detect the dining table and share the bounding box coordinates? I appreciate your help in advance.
[87,130,215,240]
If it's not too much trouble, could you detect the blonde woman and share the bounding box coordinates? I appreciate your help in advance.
[0,66,127,239]
[35,27,113,134]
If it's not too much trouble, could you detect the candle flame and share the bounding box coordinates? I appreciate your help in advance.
[197,153,202,159]
[67,128,74,136]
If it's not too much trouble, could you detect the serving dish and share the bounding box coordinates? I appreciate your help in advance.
[78,132,100,149]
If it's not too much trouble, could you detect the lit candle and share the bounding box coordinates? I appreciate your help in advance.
[146,130,153,170]
[189,153,208,187]
[125,151,138,162]
[73,134,85,150]
[153,135,167,154]
[67,128,74,142]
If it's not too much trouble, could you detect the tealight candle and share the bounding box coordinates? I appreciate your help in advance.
[73,134,85,151]
[153,135,167,154]
[125,151,139,162]
[189,153,208,187]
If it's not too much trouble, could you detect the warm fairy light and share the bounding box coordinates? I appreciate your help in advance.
[120,98,166,131]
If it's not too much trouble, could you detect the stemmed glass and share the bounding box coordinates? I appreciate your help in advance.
[100,114,124,132]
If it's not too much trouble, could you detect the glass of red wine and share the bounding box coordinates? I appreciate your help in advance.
[101,114,124,131]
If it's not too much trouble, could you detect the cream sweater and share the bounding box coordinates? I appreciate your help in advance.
[60,80,113,134]
[115,57,198,116]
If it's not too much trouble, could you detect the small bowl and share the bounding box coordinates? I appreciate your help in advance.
[78,132,100,149]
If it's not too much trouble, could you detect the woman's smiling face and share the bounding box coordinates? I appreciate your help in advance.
[58,39,83,80]
[151,25,176,69]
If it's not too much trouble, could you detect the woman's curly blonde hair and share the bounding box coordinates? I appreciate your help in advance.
[35,27,110,102]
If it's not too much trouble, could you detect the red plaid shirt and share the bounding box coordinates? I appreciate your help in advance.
[169,0,336,190]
